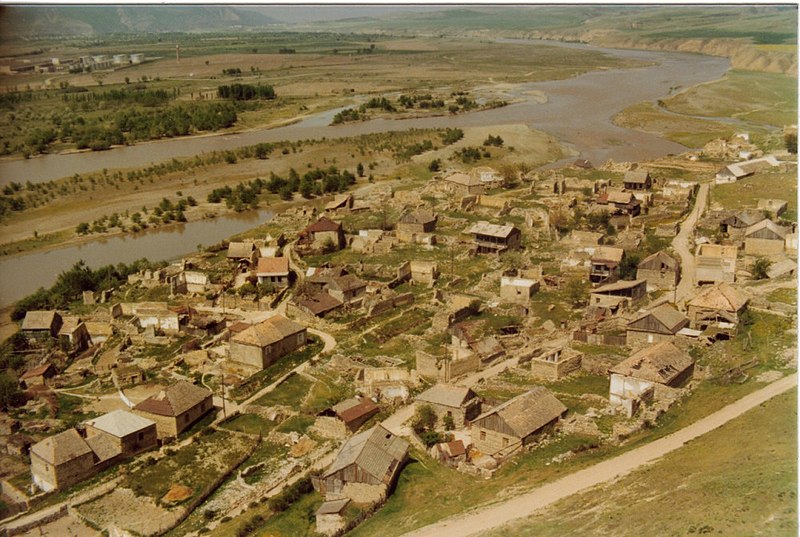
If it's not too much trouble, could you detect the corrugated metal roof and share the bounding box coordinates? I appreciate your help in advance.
[84,410,155,438]
[467,221,518,238]
[323,425,408,483]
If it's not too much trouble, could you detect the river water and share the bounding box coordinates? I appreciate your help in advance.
[0,40,731,307]
[0,209,272,307]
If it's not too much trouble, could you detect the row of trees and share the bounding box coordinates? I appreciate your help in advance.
[217,84,276,101]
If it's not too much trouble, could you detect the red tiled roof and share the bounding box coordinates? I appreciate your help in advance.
[304,216,342,234]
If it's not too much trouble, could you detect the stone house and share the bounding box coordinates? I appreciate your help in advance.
[757,199,788,217]
[467,221,521,254]
[171,270,209,295]
[414,384,481,429]
[623,170,652,190]
[229,315,307,370]
[443,172,484,195]
[111,365,146,387]
[317,398,380,434]
[609,341,695,416]
[451,320,505,363]
[719,210,765,238]
[695,244,738,284]
[589,280,647,305]
[714,156,779,184]
[20,363,57,388]
[84,410,157,457]
[500,277,540,304]
[291,292,343,318]
[529,346,583,381]
[636,251,680,291]
[590,246,625,284]
[133,381,213,438]
[626,304,689,348]
[325,274,367,305]
[57,316,90,353]
[744,220,787,256]
[135,305,180,336]
[471,387,567,458]
[21,311,62,344]
[30,428,96,492]
[256,256,290,288]
[686,283,749,332]
[313,425,409,504]
[397,209,437,235]
[84,321,114,345]
[596,190,641,216]
[299,216,345,251]
[315,498,350,536]
[410,261,439,286]
[226,241,258,265]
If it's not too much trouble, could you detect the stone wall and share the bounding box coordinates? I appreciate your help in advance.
[341,482,386,504]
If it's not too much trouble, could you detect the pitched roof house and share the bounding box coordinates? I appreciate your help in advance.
[626,304,689,348]
[415,384,481,429]
[744,219,787,256]
[686,283,748,332]
[636,251,680,290]
[299,217,345,250]
[397,209,437,234]
[623,170,652,190]
[467,221,521,254]
[313,425,409,504]
[226,241,258,265]
[590,246,625,284]
[20,362,57,387]
[22,311,63,341]
[471,386,566,457]
[256,256,290,287]
[84,409,157,457]
[229,315,307,370]
[30,429,95,492]
[133,381,213,438]
[609,341,695,415]
[443,172,484,195]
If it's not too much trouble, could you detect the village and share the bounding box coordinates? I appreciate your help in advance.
[0,126,796,537]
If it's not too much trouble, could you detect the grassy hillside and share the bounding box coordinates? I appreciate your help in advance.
[481,388,797,537]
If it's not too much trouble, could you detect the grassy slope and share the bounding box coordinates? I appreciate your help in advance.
[712,171,798,221]
[663,70,798,127]
[613,102,736,149]
[481,388,797,537]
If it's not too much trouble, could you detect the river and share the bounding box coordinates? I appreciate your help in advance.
[0,209,272,307]
[0,40,731,307]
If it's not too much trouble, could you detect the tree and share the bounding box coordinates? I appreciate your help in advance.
[0,372,23,410]
[785,132,797,154]
[565,277,589,308]
[411,404,437,434]
[752,257,771,280]
[356,162,365,177]
[428,159,441,172]
[443,414,455,431]
[76,222,90,234]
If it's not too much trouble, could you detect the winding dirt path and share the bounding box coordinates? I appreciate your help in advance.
[403,372,797,537]
[673,182,709,303]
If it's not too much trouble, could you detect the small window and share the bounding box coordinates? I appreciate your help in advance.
[138,432,144,441]
[480,431,486,441]
[503,437,509,447]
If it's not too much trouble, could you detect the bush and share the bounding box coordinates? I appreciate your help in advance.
[752,257,771,280]
[411,404,437,434]
[267,476,313,513]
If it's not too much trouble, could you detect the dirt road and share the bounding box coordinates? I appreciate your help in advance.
[403,372,797,537]
[673,183,709,303]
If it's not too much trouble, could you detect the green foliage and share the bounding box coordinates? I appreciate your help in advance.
[331,107,364,124]
[440,128,464,145]
[785,132,797,154]
[619,253,640,280]
[411,404,438,434]
[76,222,90,234]
[267,476,314,513]
[483,134,504,147]
[428,158,442,172]
[752,257,771,279]
[217,83,276,101]
[0,371,23,410]
[11,259,152,321]
[443,414,455,431]
[565,277,589,308]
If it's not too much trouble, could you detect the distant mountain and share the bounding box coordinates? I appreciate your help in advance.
[0,6,282,37]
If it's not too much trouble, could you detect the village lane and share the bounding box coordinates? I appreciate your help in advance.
[673,183,709,303]
[403,372,797,537]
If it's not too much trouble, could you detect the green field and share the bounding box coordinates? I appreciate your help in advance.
[482,388,797,537]
[663,70,798,128]
[712,171,798,221]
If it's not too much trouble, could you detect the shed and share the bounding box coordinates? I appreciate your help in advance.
[623,170,652,190]
[415,384,481,429]
[636,251,680,290]
[686,283,748,331]
[626,303,689,348]
[744,220,787,256]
